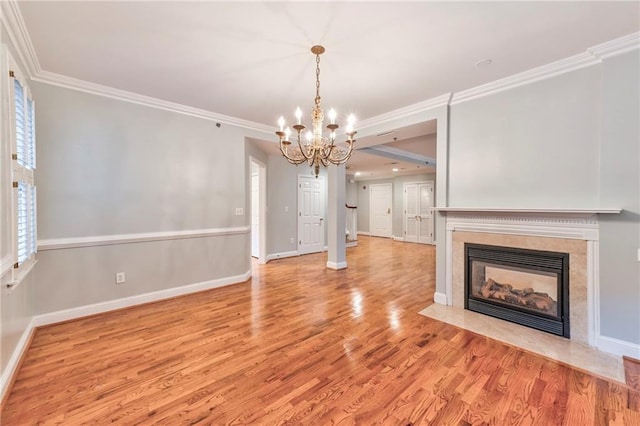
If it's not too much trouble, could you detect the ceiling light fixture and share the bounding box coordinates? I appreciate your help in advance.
[276,45,357,178]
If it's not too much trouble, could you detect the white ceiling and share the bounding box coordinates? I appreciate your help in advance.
[14,1,640,178]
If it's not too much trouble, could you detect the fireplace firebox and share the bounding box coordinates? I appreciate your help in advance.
[465,243,570,338]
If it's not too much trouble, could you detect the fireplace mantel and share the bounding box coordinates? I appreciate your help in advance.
[436,207,621,214]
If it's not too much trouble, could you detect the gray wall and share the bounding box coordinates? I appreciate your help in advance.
[449,66,601,208]
[31,82,255,313]
[447,51,639,345]
[597,50,640,343]
[356,173,436,238]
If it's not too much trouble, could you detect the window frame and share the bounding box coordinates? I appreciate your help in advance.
[7,53,37,283]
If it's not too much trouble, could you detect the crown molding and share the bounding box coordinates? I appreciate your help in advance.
[358,93,452,129]
[451,52,598,105]
[32,71,272,134]
[588,32,640,60]
[452,32,639,106]
[0,0,41,78]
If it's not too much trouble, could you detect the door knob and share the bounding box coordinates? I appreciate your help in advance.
[320,217,324,221]
[387,208,391,214]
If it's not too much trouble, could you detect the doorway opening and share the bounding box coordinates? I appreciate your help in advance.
[250,157,267,264]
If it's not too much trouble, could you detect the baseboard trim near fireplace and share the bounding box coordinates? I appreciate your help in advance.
[597,335,640,359]
[434,292,448,305]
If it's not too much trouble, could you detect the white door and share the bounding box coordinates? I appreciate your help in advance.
[251,172,259,258]
[370,183,393,238]
[404,183,419,243]
[298,175,325,255]
[403,181,434,244]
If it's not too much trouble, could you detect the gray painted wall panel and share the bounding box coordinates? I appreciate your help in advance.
[598,50,640,344]
[33,82,247,238]
[34,235,248,314]
[448,66,601,208]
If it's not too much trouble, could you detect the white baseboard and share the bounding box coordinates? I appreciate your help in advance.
[326,261,348,270]
[357,231,371,236]
[265,251,298,262]
[346,241,358,248]
[392,236,405,242]
[597,335,640,359]
[434,292,448,305]
[0,317,35,403]
[33,270,252,327]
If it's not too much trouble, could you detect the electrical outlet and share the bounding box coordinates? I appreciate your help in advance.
[235,207,244,216]
[115,272,126,284]
[290,237,294,244]
[284,206,289,213]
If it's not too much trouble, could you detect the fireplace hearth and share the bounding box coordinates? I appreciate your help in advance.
[465,243,570,338]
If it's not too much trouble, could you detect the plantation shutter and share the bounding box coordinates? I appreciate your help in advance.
[11,66,37,270]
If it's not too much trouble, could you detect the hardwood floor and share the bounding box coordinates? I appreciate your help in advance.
[2,236,639,424]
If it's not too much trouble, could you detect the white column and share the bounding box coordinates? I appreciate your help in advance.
[327,164,347,269]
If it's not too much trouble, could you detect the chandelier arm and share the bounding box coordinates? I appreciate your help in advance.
[279,141,308,165]
[296,136,314,161]
[327,138,356,165]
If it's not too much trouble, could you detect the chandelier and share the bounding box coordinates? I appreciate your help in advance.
[276,45,356,178]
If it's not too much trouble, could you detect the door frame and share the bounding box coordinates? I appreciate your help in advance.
[249,157,267,264]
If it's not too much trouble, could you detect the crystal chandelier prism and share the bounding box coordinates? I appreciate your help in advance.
[276,45,356,178]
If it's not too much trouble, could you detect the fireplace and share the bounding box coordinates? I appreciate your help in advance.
[465,243,570,338]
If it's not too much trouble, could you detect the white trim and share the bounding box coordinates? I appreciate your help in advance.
[358,93,452,129]
[0,1,41,78]
[357,231,371,236]
[445,227,453,305]
[433,292,448,305]
[1,255,13,278]
[0,317,35,403]
[346,241,358,248]
[392,236,405,242]
[32,270,252,327]
[596,335,640,359]
[588,241,599,347]
[265,251,298,262]
[589,32,640,60]
[326,261,348,270]
[6,259,37,291]
[33,71,272,134]
[38,226,251,250]
[436,207,621,214]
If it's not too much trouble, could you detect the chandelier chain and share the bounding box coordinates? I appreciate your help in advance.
[315,53,321,107]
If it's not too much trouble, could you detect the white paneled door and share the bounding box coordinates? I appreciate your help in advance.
[370,183,393,238]
[404,181,434,244]
[298,175,325,255]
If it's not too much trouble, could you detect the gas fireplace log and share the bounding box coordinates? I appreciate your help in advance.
[479,279,557,315]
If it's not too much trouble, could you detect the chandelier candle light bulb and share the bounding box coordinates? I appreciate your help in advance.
[276,45,356,178]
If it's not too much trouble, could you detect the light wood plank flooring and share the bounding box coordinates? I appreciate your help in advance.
[2,236,639,424]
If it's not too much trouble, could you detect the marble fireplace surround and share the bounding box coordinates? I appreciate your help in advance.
[423,208,626,381]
